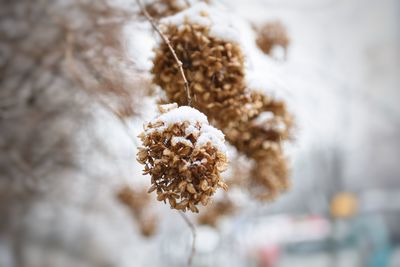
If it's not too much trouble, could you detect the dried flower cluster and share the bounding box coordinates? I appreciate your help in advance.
[117,186,158,237]
[249,149,290,200]
[152,11,294,200]
[197,198,236,227]
[223,93,293,200]
[223,93,293,159]
[137,103,228,213]
[255,21,289,57]
[152,20,246,123]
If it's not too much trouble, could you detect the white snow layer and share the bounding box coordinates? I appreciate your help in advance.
[147,105,227,153]
[157,105,208,125]
[195,124,226,152]
[160,2,241,44]
[171,136,193,147]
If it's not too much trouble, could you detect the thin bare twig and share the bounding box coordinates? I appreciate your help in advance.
[136,0,196,263]
[179,212,196,267]
[135,0,192,106]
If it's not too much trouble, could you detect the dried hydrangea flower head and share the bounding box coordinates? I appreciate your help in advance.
[255,21,289,58]
[223,92,294,160]
[137,103,228,213]
[152,7,246,122]
[249,148,290,200]
[197,198,236,227]
[221,92,293,199]
[117,186,158,237]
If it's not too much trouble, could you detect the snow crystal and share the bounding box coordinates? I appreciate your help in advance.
[185,124,199,136]
[254,112,287,133]
[208,17,239,44]
[171,136,193,147]
[158,103,178,113]
[196,124,226,153]
[274,121,287,133]
[253,111,274,125]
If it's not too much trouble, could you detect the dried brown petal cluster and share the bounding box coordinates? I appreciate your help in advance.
[137,104,228,213]
[222,92,293,200]
[152,21,246,122]
[197,198,236,227]
[117,186,158,237]
[255,21,290,57]
[250,149,290,200]
[223,92,293,160]
[152,14,294,200]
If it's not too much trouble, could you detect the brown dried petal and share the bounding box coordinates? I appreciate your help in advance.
[186,183,196,194]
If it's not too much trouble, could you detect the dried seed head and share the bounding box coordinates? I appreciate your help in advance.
[222,92,294,160]
[248,148,290,201]
[137,104,228,212]
[255,21,290,57]
[138,215,158,237]
[197,198,236,227]
[117,186,158,237]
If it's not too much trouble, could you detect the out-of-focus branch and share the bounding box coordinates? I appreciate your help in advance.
[180,212,196,267]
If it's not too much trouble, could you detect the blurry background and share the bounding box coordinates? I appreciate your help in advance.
[0,0,399,266]
[227,0,400,266]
